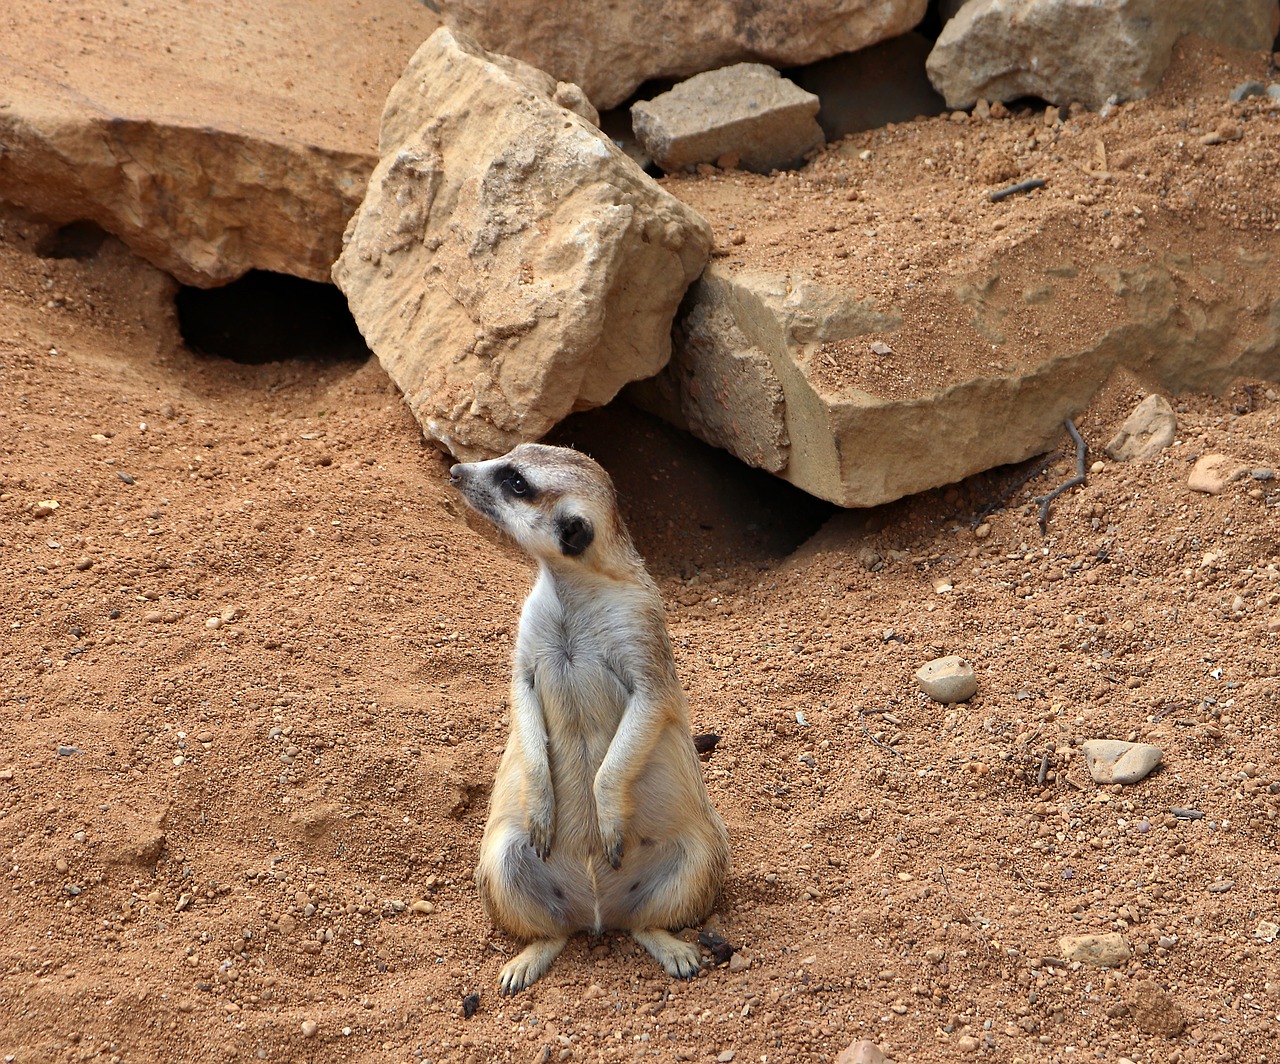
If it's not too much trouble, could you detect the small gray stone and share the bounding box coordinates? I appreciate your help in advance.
[915,655,978,703]
[1229,80,1267,102]
[1059,932,1131,968]
[1269,83,1280,101]
[631,64,823,174]
[1081,739,1163,785]
[1105,394,1176,462]
[1250,468,1275,481]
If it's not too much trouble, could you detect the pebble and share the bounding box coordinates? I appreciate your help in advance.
[717,1052,735,1063]
[727,951,750,973]
[914,656,977,704]
[410,900,437,914]
[1104,394,1176,462]
[1253,920,1279,942]
[57,746,81,757]
[1251,467,1276,481]
[1187,453,1248,494]
[1059,932,1131,967]
[1081,739,1162,785]
[144,611,164,624]
[955,1036,980,1053]
[74,557,94,571]
[1229,80,1266,102]
[301,1019,319,1038]
[1206,879,1234,894]
[834,1040,892,1064]
[1127,981,1185,1037]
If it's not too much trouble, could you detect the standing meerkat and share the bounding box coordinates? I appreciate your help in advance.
[450,443,730,994]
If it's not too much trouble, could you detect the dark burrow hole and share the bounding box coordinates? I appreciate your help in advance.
[176,271,370,365]
[548,403,836,575]
[36,220,111,261]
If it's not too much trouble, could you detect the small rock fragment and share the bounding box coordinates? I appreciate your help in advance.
[835,1040,894,1064]
[631,64,823,174]
[915,655,977,703]
[1253,919,1279,942]
[461,992,480,1019]
[1229,80,1267,102]
[1059,932,1131,968]
[1081,739,1162,785]
[1127,981,1185,1036]
[1105,394,1176,461]
[301,1019,319,1038]
[1189,453,1249,494]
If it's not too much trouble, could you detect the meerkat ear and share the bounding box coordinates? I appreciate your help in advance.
[557,514,594,557]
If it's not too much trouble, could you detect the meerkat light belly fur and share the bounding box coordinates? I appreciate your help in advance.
[450,443,730,994]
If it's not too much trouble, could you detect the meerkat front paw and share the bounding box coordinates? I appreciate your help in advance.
[600,826,624,869]
[526,807,554,861]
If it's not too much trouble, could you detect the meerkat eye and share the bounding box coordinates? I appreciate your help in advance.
[503,471,530,497]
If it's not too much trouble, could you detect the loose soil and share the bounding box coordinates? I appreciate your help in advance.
[4,34,1280,1064]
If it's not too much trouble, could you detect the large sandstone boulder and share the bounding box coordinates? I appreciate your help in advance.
[437,0,929,110]
[630,242,1280,508]
[926,0,1280,110]
[333,29,713,460]
[0,0,442,286]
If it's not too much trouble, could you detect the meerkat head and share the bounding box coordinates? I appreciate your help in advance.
[450,443,635,572]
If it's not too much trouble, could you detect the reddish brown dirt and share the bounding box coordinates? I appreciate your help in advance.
[4,35,1280,1064]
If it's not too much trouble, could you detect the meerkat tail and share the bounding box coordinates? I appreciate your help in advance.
[631,927,701,979]
[499,937,569,995]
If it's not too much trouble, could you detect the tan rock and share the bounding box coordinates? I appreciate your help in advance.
[0,0,442,285]
[631,65,824,174]
[333,29,712,459]
[1188,453,1249,494]
[1059,932,1131,968]
[1105,394,1177,461]
[926,0,1280,110]
[835,1041,894,1064]
[439,0,929,110]
[915,656,978,704]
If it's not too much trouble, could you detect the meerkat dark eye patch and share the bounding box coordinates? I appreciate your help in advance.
[495,465,536,500]
[557,514,594,556]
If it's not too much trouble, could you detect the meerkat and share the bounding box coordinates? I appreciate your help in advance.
[449,443,730,994]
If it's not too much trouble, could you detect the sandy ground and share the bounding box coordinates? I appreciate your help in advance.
[4,33,1280,1064]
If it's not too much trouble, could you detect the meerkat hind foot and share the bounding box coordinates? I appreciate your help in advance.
[499,937,568,995]
[633,927,701,980]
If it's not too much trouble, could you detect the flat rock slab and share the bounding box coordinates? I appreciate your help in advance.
[333,29,712,460]
[926,0,1279,110]
[439,0,928,110]
[1081,739,1163,785]
[1188,453,1250,494]
[632,65,824,174]
[0,0,442,285]
[646,130,1280,506]
[914,656,978,704]
[1059,932,1131,968]
[1105,394,1177,461]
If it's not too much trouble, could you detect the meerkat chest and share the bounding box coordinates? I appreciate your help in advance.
[518,576,635,731]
